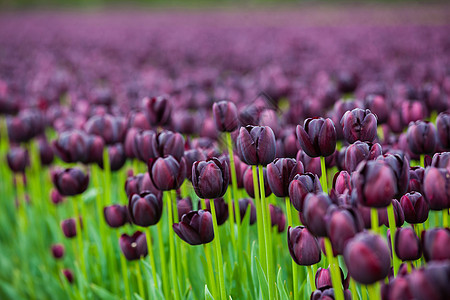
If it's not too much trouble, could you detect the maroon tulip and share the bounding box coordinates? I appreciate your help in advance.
[192,157,229,199]
[212,100,239,132]
[364,94,390,124]
[394,227,422,261]
[343,232,391,284]
[296,117,336,157]
[407,261,450,300]
[172,110,200,135]
[267,158,304,197]
[50,188,64,205]
[234,198,256,225]
[237,125,276,165]
[124,127,139,158]
[84,134,105,165]
[184,149,207,181]
[406,121,437,155]
[400,192,429,224]
[173,210,214,245]
[104,204,130,228]
[7,110,45,143]
[302,193,332,237]
[287,226,321,266]
[6,146,29,173]
[52,168,89,196]
[51,244,65,259]
[422,228,450,262]
[127,110,151,130]
[98,144,126,171]
[177,197,193,221]
[327,207,364,255]
[310,288,352,300]
[218,154,246,188]
[297,150,322,177]
[132,130,158,162]
[38,138,54,166]
[289,173,322,212]
[61,218,77,238]
[401,100,428,125]
[340,108,378,143]
[315,267,333,290]
[431,152,450,172]
[129,192,163,227]
[199,198,229,226]
[407,166,424,194]
[62,269,74,284]
[333,171,352,195]
[142,95,172,127]
[124,173,160,199]
[436,112,450,150]
[383,276,413,300]
[52,130,88,163]
[270,204,286,233]
[377,153,410,198]
[119,231,148,260]
[157,130,185,162]
[423,167,450,210]
[344,141,382,172]
[148,155,186,191]
[243,166,272,198]
[84,114,127,145]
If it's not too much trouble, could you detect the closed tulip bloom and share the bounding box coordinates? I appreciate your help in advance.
[177,197,193,221]
[199,198,229,226]
[431,152,450,172]
[289,173,322,212]
[302,193,332,237]
[407,262,450,300]
[213,100,239,132]
[7,110,44,143]
[287,226,321,266]
[394,227,422,261]
[62,269,74,284]
[38,138,54,166]
[343,232,391,284]
[400,192,429,224]
[327,207,364,255]
[315,267,333,290]
[364,94,390,124]
[218,154,246,188]
[376,199,404,228]
[243,166,272,198]
[173,210,214,245]
[172,110,200,135]
[310,288,352,300]
[129,192,163,227]
[408,166,425,194]
[352,160,397,208]
[104,204,130,228]
[401,100,428,125]
[234,198,257,225]
[237,125,276,165]
[296,117,336,157]
[84,134,105,165]
[52,168,89,196]
[7,147,29,173]
[267,158,304,197]
[333,171,352,195]
[119,231,148,260]
[340,108,378,144]
[383,276,414,300]
[125,173,160,199]
[344,141,382,172]
[142,95,172,127]
[84,114,127,145]
[61,218,77,238]
[148,155,186,191]
[133,130,158,162]
[422,228,450,262]
[436,112,450,150]
[50,188,64,205]
[98,144,126,171]
[124,127,139,158]
[377,153,410,197]
[423,167,450,210]
[51,244,65,259]
[270,204,286,232]
[127,110,151,130]
[192,157,229,199]
[406,121,437,155]
[297,150,322,177]
[184,149,207,181]
[157,130,185,162]
[52,130,88,163]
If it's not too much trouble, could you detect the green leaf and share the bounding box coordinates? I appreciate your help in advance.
[133,293,145,300]
[90,284,120,300]
[276,267,289,300]
[0,279,20,299]
[205,284,215,300]
[254,256,269,300]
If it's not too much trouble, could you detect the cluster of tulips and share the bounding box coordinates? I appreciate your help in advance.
[1,10,450,300]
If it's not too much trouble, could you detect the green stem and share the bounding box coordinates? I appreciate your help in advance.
[119,242,131,300]
[420,154,425,168]
[306,265,315,292]
[166,191,180,300]
[320,156,328,193]
[324,238,344,300]
[361,285,368,300]
[203,244,218,298]
[407,261,412,273]
[443,209,449,228]
[171,190,186,292]
[145,227,158,289]
[226,190,237,256]
[286,197,298,300]
[371,208,379,235]
[387,203,399,277]
[367,283,380,300]
[157,222,170,298]
[349,277,358,300]
[210,199,227,300]
[251,165,265,270]
[136,261,145,298]
[73,195,87,283]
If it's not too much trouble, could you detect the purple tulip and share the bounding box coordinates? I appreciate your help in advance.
[340,108,378,144]
[142,95,172,127]
[436,112,450,150]
[364,94,390,124]
[192,157,229,199]
[344,141,382,172]
[237,125,276,165]
[199,198,229,226]
[184,149,207,181]
[128,192,163,227]
[173,210,214,245]
[407,262,450,300]
[297,150,322,177]
[333,171,352,195]
[327,207,364,255]
[6,146,29,173]
[52,130,88,163]
[407,166,424,194]
[84,114,127,145]
[119,231,148,260]
[234,198,256,225]
[52,168,89,196]
[422,228,450,262]
[157,130,185,162]
[431,152,450,172]
[177,196,193,221]
[270,204,286,233]
[406,121,437,155]
[296,117,336,157]
[423,167,450,210]
[400,192,429,224]
[124,173,160,199]
[394,227,422,261]
[289,173,322,212]
[38,137,54,166]
[51,244,65,259]
[104,204,130,228]
[62,269,74,284]
[302,193,332,237]
[267,158,304,197]
[61,218,77,238]
[212,100,239,132]
[377,153,410,197]
[287,225,321,266]
[148,155,186,191]
[50,188,64,205]
[243,166,272,198]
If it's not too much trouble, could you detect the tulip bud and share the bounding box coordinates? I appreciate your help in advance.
[128,192,163,227]
[177,197,193,221]
[184,149,207,181]
[50,188,64,205]
[212,100,239,132]
[7,110,44,143]
[234,198,256,225]
[62,269,74,284]
[237,125,276,165]
[172,110,200,135]
[98,144,126,171]
[192,157,229,199]
[38,138,54,166]
[270,204,286,232]
[423,167,450,210]
[364,94,390,124]
[52,168,89,196]
[132,130,158,162]
[287,226,321,266]
[302,193,332,237]
[431,152,450,172]
[297,150,321,177]
[315,267,333,290]
[51,244,65,259]
[125,173,160,199]
[84,114,127,145]
[148,156,186,191]
[436,112,450,150]
[377,153,410,197]
[119,231,148,260]
[142,95,172,127]
[104,204,130,228]
[296,117,336,157]
[327,207,364,255]
[243,166,272,198]
[6,147,29,173]
[61,218,77,238]
[383,276,413,300]
[408,166,424,194]
[52,130,88,163]
[333,171,352,195]
[84,134,105,165]
[124,127,139,159]
[343,232,391,284]
[352,160,397,208]
[394,227,422,261]
[406,121,437,155]
[337,70,359,93]
[344,141,382,172]
[199,198,229,226]
[289,173,322,212]
[407,261,450,300]
[157,130,185,162]
[218,154,246,188]
[401,100,428,125]
[127,110,151,130]
[400,192,429,224]
[422,228,450,262]
[267,158,304,197]
[310,288,352,300]
[173,210,214,245]
[340,108,378,143]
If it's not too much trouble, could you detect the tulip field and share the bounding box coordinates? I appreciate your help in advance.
[0,5,449,300]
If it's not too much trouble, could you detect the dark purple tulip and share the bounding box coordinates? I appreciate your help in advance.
[6,147,29,173]
[52,168,89,196]
[423,167,450,210]
[289,173,322,212]
[119,231,148,260]
[199,198,229,226]
[343,232,391,284]
[422,228,450,262]
[352,160,397,208]
[406,121,437,155]
[127,110,151,130]
[192,157,229,199]
[129,192,163,227]
[172,110,200,135]
[400,192,429,224]
[297,150,321,176]
[84,134,105,165]
[333,171,352,195]
[50,188,64,205]
[104,204,130,228]
[51,244,65,259]
[38,138,54,166]
[436,112,450,150]
[133,130,158,162]
[84,114,127,145]
[407,262,450,300]
[243,166,272,198]
[302,193,332,237]
[157,130,185,162]
[388,109,406,134]
[148,155,186,191]
[234,198,256,225]
[142,95,172,127]
[52,130,88,163]
[344,141,382,172]
[98,144,126,171]
[315,267,333,290]
[394,227,422,261]
[408,166,424,194]
[310,288,352,300]
[296,117,336,157]
[267,158,304,197]
[377,153,410,197]
[431,152,450,172]
[184,149,207,181]
[124,173,160,199]
[0,97,19,115]
[341,108,378,143]
[237,125,276,165]
[212,100,239,132]
[173,210,214,245]
[401,100,428,125]
[377,199,404,228]
[280,128,299,158]
[177,197,193,221]
[337,70,359,94]
[331,98,362,140]
[327,207,364,255]
[270,204,286,232]
[383,276,414,300]
[218,154,246,189]
[7,110,44,143]
[124,127,139,158]
[61,218,77,238]
[364,94,390,124]
[62,269,74,284]
[287,226,321,266]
